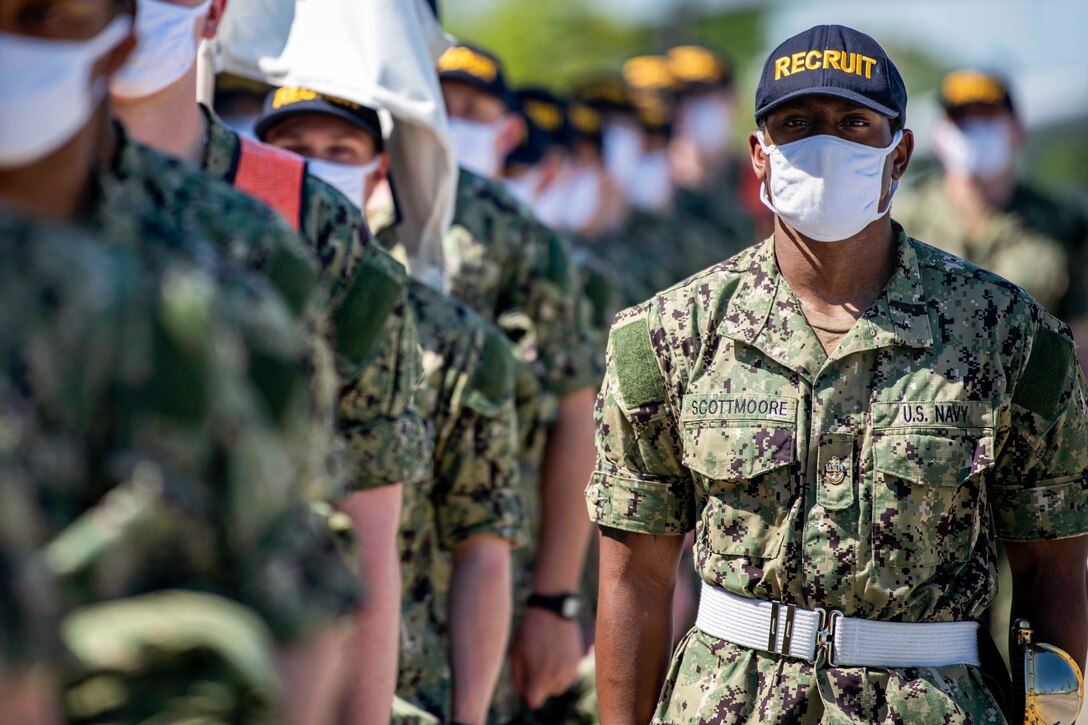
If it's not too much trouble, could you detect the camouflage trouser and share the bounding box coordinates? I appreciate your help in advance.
[654,628,1007,724]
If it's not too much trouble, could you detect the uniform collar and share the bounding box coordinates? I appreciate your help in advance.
[199,104,241,183]
[719,224,934,377]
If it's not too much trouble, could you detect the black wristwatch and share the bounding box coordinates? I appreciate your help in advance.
[527,592,582,620]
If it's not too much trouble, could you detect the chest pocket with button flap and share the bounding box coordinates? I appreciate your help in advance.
[681,393,798,559]
[870,400,995,571]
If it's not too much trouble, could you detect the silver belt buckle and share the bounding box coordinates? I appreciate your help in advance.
[767,601,797,655]
[813,608,844,666]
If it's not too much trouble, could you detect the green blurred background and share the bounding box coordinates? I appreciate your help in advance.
[444,0,1088,204]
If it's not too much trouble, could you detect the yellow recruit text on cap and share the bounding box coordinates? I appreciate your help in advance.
[667,46,726,84]
[272,87,360,111]
[774,50,877,81]
[524,99,563,131]
[569,103,600,133]
[942,71,1005,107]
[438,46,498,82]
[623,56,675,91]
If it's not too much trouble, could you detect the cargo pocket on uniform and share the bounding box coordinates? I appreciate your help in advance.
[871,431,993,570]
[682,424,796,559]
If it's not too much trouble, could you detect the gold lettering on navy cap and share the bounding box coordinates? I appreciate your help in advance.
[272,87,360,111]
[523,99,563,132]
[438,46,498,82]
[773,49,877,81]
[941,70,1005,106]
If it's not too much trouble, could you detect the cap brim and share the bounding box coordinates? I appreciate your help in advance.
[756,86,898,122]
[254,104,381,144]
[438,71,513,108]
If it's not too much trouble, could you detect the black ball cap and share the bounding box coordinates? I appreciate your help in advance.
[754,25,907,124]
[437,42,514,109]
[254,87,383,150]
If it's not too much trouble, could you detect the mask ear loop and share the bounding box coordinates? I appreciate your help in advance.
[879,130,905,214]
[755,131,777,214]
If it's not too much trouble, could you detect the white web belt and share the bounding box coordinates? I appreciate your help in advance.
[695,582,980,668]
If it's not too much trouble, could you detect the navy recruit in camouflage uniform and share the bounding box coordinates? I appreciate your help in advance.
[200,106,432,492]
[588,227,1088,722]
[588,22,1088,724]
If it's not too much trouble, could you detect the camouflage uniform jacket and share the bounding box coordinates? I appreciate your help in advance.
[200,107,432,491]
[395,278,527,719]
[587,225,1088,723]
[894,174,1088,321]
[0,211,358,719]
[447,167,604,409]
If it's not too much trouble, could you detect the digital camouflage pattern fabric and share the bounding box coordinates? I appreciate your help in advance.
[895,175,1088,321]
[447,168,604,408]
[446,169,605,721]
[100,124,341,501]
[588,225,1088,723]
[200,108,432,491]
[393,280,526,720]
[0,210,358,721]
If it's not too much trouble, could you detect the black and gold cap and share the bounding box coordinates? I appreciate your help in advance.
[938,69,1014,115]
[622,55,677,94]
[517,88,571,149]
[254,87,383,149]
[571,74,633,114]
[666,45,732,91]
[755,25,906,123]
[437,42,514,108]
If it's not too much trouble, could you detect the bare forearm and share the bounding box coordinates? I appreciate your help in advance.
[277,626,351,725]
[340,486,404,724]
[1007,536,1088,673]
[597,529,684,725]
[0,670,61,725]
[534,387,596,593]
[449,536,513,725]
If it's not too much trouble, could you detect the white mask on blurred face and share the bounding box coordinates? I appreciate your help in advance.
[933,117,1013,179]
[602,121,643,183]
[628,150,673,212]
[561,166,603,232]
[307,157,381,211]
[449,117,502,178]
[0,16,131,168]
[110,0,212,99]
[680,95,732,155]
[503,167,542,208]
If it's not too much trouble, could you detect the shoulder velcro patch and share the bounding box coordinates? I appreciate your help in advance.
[1012,326,1075,419]
[262,244,319,317]
[465,330,514,415]
[612,316,666,408]
[330,254,402,368]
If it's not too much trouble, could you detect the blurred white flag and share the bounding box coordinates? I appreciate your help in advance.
[213,0,456,290]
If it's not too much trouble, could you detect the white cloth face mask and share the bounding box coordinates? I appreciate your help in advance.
[602,121,643,185]
[561,166,603,232]
[933,118,1012,179]
[449,117,502,179]
[531,167,570,229]
[307,157,381,211]
[0,16,132,169]
[503,167,542,209]
[680,96,732,155]
[628,150,673,212]
[110,0,212,99]
[759,130,903,243]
